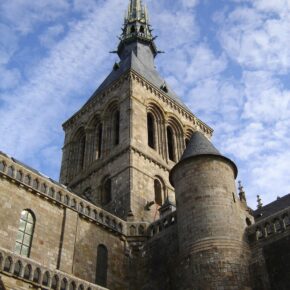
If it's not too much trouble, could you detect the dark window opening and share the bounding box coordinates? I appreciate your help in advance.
[96,245,108,287]
[167,126,175,161]
[79,135,86,169]
[130,26,136,33]
[154,179,163,206]
[140,26,145,33]
[98,124,103,159]
[102,178,112,205]
[114,111,120,146]
[185,138,190,147]
[147,113,155,149]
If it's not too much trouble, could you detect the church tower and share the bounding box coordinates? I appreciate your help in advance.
[59,0,212,222]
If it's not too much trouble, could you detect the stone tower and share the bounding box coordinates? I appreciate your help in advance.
[170,132,253,289]
[59,0,212,222]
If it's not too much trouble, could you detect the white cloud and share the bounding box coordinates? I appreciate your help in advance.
[218,4,290,73]
[0,0,70,34]
[39,25,65,48]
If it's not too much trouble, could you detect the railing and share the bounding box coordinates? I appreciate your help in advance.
[247,206,290,243]
[0,153,125,236]
[147,211,177,238]
[0,247,107,290]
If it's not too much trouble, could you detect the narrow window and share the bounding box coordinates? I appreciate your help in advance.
[147,113,155,149]
[61,278,68,290]
[33,268,41,283]
[79,135,86,169]
[14,261,22,276]
[130,26,136,33]
[4,257,12,272]
[42,271,50,286]
[113,111,120,146]
[0,161,5,171]
[7,166,14,177]
[24,264,32,280]
[154,179,163,206]
[98,124,103,159]
[167,126,175,161]
[96,245,108,287]
[140,26,145,33]
[102,178,112,205]
[15,210,35,257]
[51,275,59,290]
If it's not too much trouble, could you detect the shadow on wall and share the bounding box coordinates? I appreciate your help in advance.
[0,276,7,290]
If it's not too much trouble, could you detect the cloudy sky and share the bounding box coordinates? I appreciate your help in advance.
[1,0,290,209]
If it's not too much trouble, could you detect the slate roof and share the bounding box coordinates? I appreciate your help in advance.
[180,131,221,162]
[254,194,290,221]
[84,47,191,112]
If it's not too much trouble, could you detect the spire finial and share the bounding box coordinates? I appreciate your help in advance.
[257,195,263,209]
[238,180,247,202]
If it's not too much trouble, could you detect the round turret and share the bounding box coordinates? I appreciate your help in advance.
[170,131,251,289]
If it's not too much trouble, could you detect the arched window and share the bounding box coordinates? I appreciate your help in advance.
[24,175,31,185]
[96,245,108,287]
[101,178,112,205]
[15,210,35,257]
[4,257,12,272]
[7,166,14,177]
[14,260,22,276]
[167,126,175,161]
[140,26,145,33]
[16,170,23,181]
[113,110,120,146]
[24,264,32,280]
[42,271,50,286]
[0,161,5,172]
[130,25,136,33]
[33,268,41,283]
[70,281,76,290]
[51,275,59,290]
[147,113,155,149]
[61,278,68,290]
[154,179,164,206]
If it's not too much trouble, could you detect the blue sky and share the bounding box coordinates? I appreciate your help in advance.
[1,0,290,209]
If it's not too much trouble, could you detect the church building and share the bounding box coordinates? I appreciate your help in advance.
[0,1,290,289]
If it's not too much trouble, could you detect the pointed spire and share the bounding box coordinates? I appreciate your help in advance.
[257,195,263,209]
[117,0,158,60]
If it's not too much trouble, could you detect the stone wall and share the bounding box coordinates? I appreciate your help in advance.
[0,153,127,290]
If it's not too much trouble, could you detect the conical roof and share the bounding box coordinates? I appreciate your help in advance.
[170,131,238,186]
[180,131,221,161]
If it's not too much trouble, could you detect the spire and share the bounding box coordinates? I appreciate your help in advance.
[118,0,158,61]
[238,181,247,202]
[257,195,263,209]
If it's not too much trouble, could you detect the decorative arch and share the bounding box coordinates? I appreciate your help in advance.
[166,116,184,162]
[104,101,120,150]
[33,267,41,283]
[88,114,103,162]
[15,210,35,257]
[4,256,13,272]
[24,264,32,280]
[184,128,194,148]
[42,271,50,286]
[0,160,6,172]
[51,275,59,290]
[61,278,68,290]
[13,260,22,276]
[146,102,166,157]
[96,244,108,287]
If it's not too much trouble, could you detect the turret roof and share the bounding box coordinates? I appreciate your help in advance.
[180,131,221,161]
